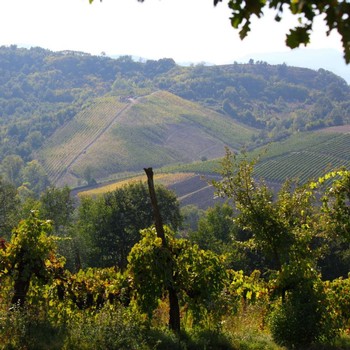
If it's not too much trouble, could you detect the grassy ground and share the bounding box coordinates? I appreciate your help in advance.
[2,302,349,350]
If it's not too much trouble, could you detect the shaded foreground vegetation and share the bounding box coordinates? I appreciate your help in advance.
[0,153,350,349]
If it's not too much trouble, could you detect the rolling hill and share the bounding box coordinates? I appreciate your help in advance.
[38,90,254,187]
[140,127,350,208]
[1,46,350,200]
[158,127,350,185]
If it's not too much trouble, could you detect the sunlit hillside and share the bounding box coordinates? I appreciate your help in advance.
[39,91,253,187]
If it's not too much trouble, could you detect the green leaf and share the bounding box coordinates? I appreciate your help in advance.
[239,21,251,39]
[286,26,311,48]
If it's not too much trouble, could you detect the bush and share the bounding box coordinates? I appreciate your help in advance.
[269,278,339,348]
[0,305,62,350]
[63,305,147,350]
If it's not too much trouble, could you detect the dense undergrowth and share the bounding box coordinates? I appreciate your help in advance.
[1,300,349,350]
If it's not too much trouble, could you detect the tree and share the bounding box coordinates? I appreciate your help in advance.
[83,166,96,186]
[214,0,350,64]
[89,0,350,63]
[317,170,350,279]
[143,167,180,333]
[0,155,24,186]
[320,170,350,243]
[213,149,317,271]
[180,204,205,233]
[189,203,237,254]
[212,149,343,346]
[20,160,50,197]
[0,177,20,239]
[76,181,182,269]
[128,226,227,332]
[39,186,75,235]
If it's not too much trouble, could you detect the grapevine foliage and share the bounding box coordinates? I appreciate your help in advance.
[0,211,64,306]
[128,226,227,322]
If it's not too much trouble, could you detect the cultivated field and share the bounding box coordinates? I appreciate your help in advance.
[78,172,197,197]
[39,91,253,188]
[37,96,129,186]
[254,131,350,183]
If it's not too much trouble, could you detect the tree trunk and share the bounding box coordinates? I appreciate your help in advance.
[144,168,167,247]
[11,262,30,308]
[168,286,181,333]
[144,167,181,334]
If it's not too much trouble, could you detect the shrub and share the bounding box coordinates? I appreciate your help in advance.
[269,277,339,348]
[0,305,63,350]
[63,305,147,350]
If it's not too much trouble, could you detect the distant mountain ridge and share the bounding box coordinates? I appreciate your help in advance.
[242,48,350,84]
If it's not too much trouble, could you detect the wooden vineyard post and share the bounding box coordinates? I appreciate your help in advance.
[144,167,181,334]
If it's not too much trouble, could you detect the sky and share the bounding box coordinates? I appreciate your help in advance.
[0,0,347,75]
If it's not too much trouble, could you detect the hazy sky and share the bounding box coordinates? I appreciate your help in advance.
[0,0,344,64]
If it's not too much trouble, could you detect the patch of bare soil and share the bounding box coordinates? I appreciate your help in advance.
[168,174,223,209]
[318,125,350,133]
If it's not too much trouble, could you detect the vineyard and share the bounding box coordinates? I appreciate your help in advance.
[78,172,196,197]
[39,91,253,188]
[254,131,350,183]
[37,96,129,186]
[120,91,254,150]
[36,86,350,193]
[155,131,350,194]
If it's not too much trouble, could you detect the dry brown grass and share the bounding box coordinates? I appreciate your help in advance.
[78,172,196,197]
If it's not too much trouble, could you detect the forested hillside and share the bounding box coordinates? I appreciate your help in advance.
[0,45,349,192]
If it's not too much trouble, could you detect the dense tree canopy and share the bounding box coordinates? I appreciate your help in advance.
[39,186,75,235]
[212,149,350,346]
[213,149,350,275]
[0,177,19,238]
[76,182,182,269]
